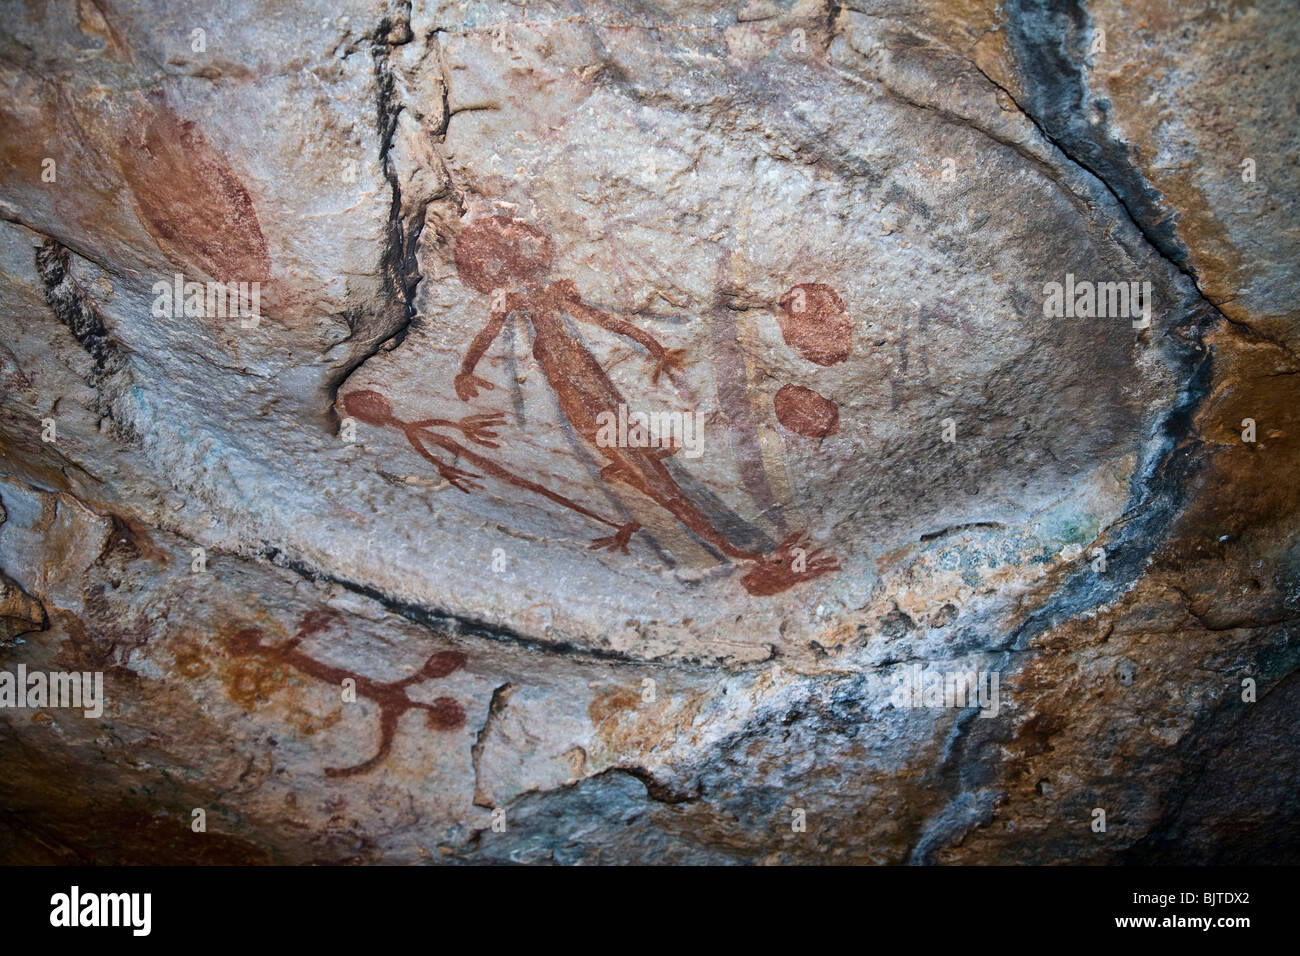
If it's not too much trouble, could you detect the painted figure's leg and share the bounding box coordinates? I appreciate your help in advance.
[588,521,641,554]
[325,707,402,778]
[409,427,630,535]
[405,431,485,492]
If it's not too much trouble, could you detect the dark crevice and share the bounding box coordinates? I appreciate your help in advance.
[607,765,700,805]
[1000,0,1293,359]
[33,239,138,444]
[919,521,1007,543]
[34,240,125,377]
[321,3,426,420]
[1004,3,1187,263]
[471,682,517,808]
[260,546,656,667]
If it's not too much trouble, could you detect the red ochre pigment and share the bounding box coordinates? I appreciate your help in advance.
[339,216,842,596]
[776,283,852,366]
[228,612,466,778]
[774,383,840,438]
[120,98,271,286]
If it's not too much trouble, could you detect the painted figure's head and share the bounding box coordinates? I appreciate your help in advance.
[454,215,553,294]
[342,389,395,426]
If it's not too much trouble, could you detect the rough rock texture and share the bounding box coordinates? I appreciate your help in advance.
[0,0,1296,864]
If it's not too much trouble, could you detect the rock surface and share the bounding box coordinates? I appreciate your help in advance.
[0,0,1296,864]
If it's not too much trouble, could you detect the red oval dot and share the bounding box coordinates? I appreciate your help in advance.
[774,383,839,438]
[776,283,852,366]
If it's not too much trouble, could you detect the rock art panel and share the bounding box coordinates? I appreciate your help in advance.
[0,0,1295,874]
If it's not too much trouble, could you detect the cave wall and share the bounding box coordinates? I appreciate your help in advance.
[0,0,1296,864]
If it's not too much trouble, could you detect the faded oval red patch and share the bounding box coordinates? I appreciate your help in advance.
[454,216,553,294]
[776,283,852,366]
[420,650,468,679]
[341,389,394,426]
[424,697,466,730]
[120,100,271,285]
[774,383,839,438]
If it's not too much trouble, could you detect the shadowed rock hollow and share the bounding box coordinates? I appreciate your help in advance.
[0,0,1296,864]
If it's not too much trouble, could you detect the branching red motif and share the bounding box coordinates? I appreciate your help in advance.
[228,611,467,778]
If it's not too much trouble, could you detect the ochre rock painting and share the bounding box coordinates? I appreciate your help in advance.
[120,95,271,287]
[776,283,853,367]
[2,0,1295,877]
[774,384,840,438]
[346,215,840,597]
[226,611,466,778]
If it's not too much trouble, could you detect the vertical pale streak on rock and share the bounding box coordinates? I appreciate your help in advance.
[758,417,800,525]
[729,246,803,535]
[708,249,789,537]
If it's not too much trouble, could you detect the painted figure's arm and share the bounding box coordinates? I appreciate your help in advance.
[455,310,506,401]
[408,412,507,448]
[554,283,685,383]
